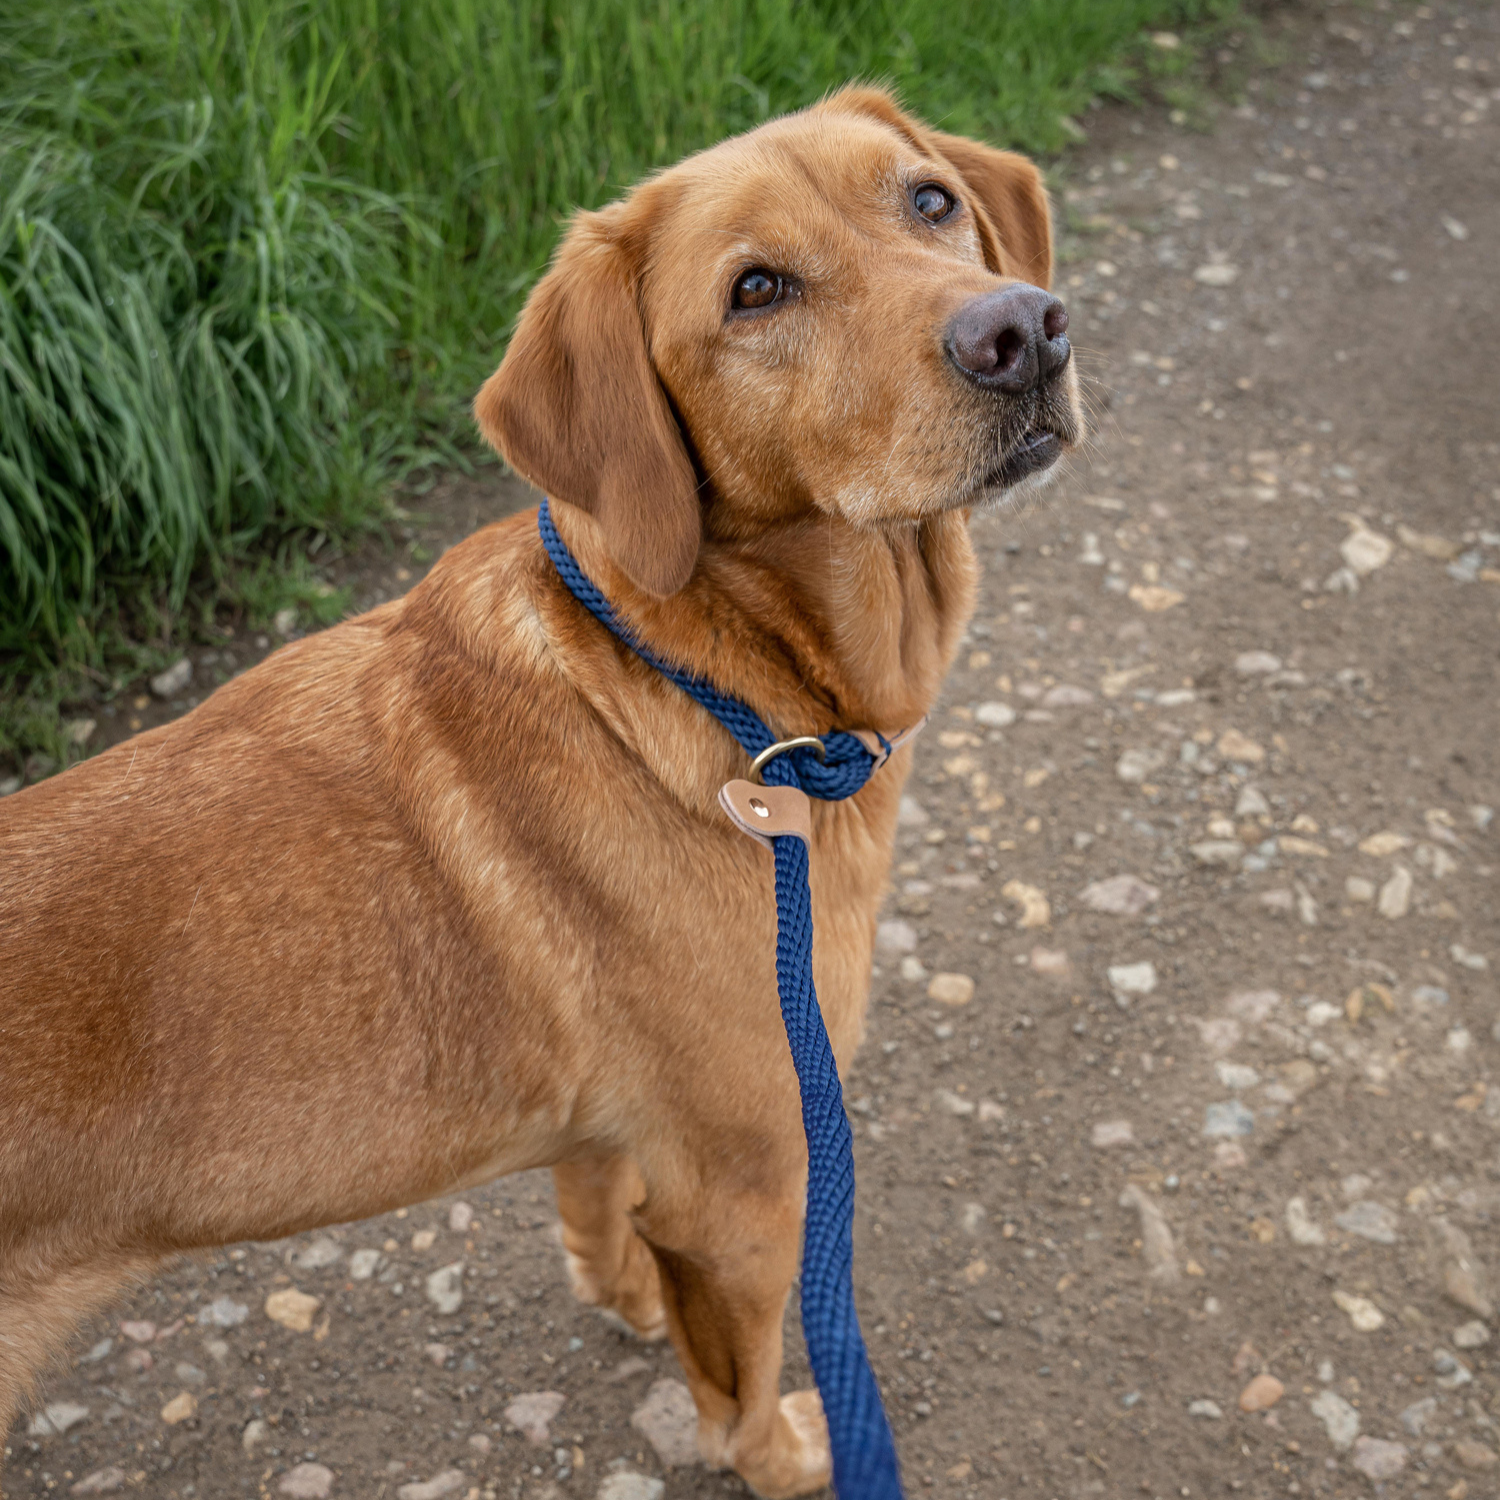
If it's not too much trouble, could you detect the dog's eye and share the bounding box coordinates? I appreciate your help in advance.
[732,269,783,310]
[914,183,955,222]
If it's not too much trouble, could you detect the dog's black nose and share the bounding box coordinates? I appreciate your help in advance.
[946,284,1070,393]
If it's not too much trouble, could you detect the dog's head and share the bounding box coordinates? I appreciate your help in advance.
[476,86,1083,596]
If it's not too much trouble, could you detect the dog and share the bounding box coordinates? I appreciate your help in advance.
[0,85,1080,1497]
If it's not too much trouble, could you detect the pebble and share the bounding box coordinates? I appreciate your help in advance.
[1188,1399,1223,1419]
[1234,650,1282,675]
[974,701,1016,728]
[1235,786,1271,818]
[505,1389,565,1444]
[243,1418,269,1453]
[1340,521,1393,575]
[27,1401,90,1436]
[1332,1290,1385,1332]
[1345,876,1376,902]
[1334,1201,1399,1244]
[423,1342,450,1366]
[1351,1436,1409,1481]
[396,1472,468,1500]
[1107,961,1157,998]
[200,1295,249,1327]
[630,1378,699,1466]
[1041,684,1093,707]
[1377,865,1413,918]
[1116,747,1166,783]
[927,972,975,1006]
[264,1288,321,1332]
[1400,1397,1437,1437]
[160,1391,197,1425]
[410,1229,437,1252]
[274,607,299,637]
[1358,831,1408,856]
[1238,1374,1284,1412]
[1203,1100,1254,1138]
[1436,1220,1494,1318]
[1454,1440,1499,1471]
[349,1248,381,1280]
[1193,262,1239,286]
[1191,840,1243,867]
[1452,1320,1491,1349]
[448,1200,474,1233]
[935,1089,976,1117]
[278,1463,335,1498]
[425,1262,464,1315]
[1091,1119,1135,1149]
[1216,729,1265,763]
[1029,946,1070,977]
[598,1476,666,1500]
[149,658,192,698]
[999,880,1050,928]
[69,1468,125,1495]
[120,1320,156,1343]
[1285,1197,1327,1246]
[1214,1062,1259,1091]
[876,919,918,955]
[1308,1389,1361,1449]
[293,1237,342,1271]
[1433,1347,1472,1389]
[1120,1184,1178,1282]
[1077,874,1160,914]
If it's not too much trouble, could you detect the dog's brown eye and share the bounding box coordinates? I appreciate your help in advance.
[914,183,954,222]
[733,269,782,309]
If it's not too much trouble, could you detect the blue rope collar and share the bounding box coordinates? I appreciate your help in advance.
[538,499,905,1499]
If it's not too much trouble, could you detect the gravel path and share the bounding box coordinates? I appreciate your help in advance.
[7,3,1499,1497]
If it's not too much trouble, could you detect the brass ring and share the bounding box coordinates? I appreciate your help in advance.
[749,736,826,785]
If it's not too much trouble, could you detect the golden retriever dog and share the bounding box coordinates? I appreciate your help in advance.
[0,86,1080,1496]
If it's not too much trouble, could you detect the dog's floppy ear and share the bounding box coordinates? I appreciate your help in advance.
[824,86,1054,289]
[474,211,701,597]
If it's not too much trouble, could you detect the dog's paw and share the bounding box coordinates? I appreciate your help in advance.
[562,1244,666,1342]
[733,1389,832,1499]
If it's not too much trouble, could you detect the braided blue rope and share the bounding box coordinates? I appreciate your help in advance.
[538,499,904,1500]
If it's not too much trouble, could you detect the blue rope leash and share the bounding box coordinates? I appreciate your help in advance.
[539,500,904,1500]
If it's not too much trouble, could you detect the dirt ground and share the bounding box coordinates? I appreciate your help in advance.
[7,2,1500,1497]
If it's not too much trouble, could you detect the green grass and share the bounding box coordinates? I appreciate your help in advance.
[0,0,1243,777]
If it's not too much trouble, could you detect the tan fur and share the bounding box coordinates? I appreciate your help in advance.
[0,87,1080,1496]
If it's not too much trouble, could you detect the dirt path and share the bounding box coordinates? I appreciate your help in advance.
[8,3,1499,1497]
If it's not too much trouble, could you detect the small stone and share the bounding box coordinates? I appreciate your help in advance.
[630,1378,699,1467]
[423,1342,450,1366]
[1091,1119,1135,1149]
[1226,989,1280,1023]
[934,1089,975,1117]
[1214,1062,1260,1091]
[120,1320,156,1343]
[1285,1197,1327,1247]
[1309,1389,1361,1449]
[1433,1347,1473,1389]
[70,1469,126,1495]
[1235,786,1271,818]
[597,1476,666,1500]
[1216,729,1265,763]
[200,1295,249,1328]
[1340,521,1393,575]
[505,1390,565,1444]
[410,1228,437,1252]
[1452,1320,1489,1349]
[1400,1397,1437,1437]
[1000,880,1050,928]
[1238,1375,1284,1412]
[1191,840,1244,867]
[28,1402,90,1436]
[1377,865,1413,918]
[448,1201,474,1233]
[1345,876,1376,902]
[1116,747,1166,783]
[425,1262,464,1315]
[875,919,918,956]
[1454,1441,1498,1471]
[1332,1291,1385,1332]
[396,1472,467,1500]
[64,717,96,747]
[1203,1100,1255,1138]
[243,1418,269,1453]
[1194,262,1239,286]
[1234,650,1282,676]
[899,955,927,982]
[160,1391,197,1425]
[927,972,975,1006]
[1358,831,1408,856]
[974,701,1016,728]
[174,1361,205,1386]
[348,1248,381,1280]
[468,1434,491,1454]
[1213,1142,1248,1170]
[278,1462,335,1498]
[1335,1201,1399,1245]
[82,1338,113,1363]
[1188,1400,1223,1419]
[1077,874,1160,915]
[1029,947,1070,977]
[1351,1437,1409,1482]
[1436,1220,1494,1319]
[264,1288,321,1332]
[1120,1184,1178,1282]
[1107,961,1157,998]
[1041,684,1093,708]
[1397,524,1460,560]
[150,658,192,698]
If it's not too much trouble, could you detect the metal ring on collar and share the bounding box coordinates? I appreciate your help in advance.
[749,735,826,785]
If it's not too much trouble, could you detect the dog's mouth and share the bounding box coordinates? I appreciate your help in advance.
[989,426,1062,488]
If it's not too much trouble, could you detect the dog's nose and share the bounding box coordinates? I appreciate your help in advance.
[946,285,1071,393]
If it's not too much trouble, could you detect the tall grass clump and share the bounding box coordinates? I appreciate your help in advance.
[1,0,1236,707]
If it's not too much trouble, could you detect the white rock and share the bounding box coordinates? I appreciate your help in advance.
[27,1401,89,1436]
[1091,1119,1135,1149]
[1214,1062,1260,1091]
[1450,943,1489,971]
[1286,1197,1327,1246]
[149,658,192,699]
[1400,1397,1438,1436]
[1193,263,1239,286]
[630,1378,700,1467]
[292,1238,342,1271]
[1441,214,1469,240]
[396,1472,467,1500]
[1203,1101,1254,1138]
[1107,961,1157,997]
[1190,840,1243,867]
[1453,1321,1491,1349]
[1119,1184,1178,1282]
[927,972,975,1006]
[1234,651,1282,675]
[974,701,1016,729]
[1309,1389,1361,1449]
[69,1467,126,1494]
[1332,1290,1385,1332]
[1447,1027,1473,1054]
[597,1476,666,1500]
[1116,747,1165,783]
[934,1089,976,1117]
[505,1389,565,1444]
[243,1418,269,1453]
[875,919,918,956]
[1345,876,1376,902]
[1041,684,1094,708]
[425,1262,464,1315]
[1235,786,1270,818]
[1188,1400,1223,1419]
[200,1296,249,1327]
[349,1249,381,1280]
[1334,1201,1399,1244]
[1377,865,1413,918]
[1340,522,1393,575]
[1351,1436,1408,1482]
[1078,874,1160,915]
[278,1463,334,1498]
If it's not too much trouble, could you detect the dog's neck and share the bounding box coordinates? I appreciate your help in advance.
[551,502,977,738]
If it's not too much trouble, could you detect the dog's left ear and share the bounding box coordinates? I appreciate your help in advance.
[824,86,1054,289]
[474,209,701,597]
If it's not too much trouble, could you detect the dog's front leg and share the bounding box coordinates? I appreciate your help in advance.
[639,1183,831,1500]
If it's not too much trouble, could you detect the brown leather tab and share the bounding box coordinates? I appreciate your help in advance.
[719,780,812,850]
[850,714,930,772]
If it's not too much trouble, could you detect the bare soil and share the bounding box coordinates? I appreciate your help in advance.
[7,3,1500,1498]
